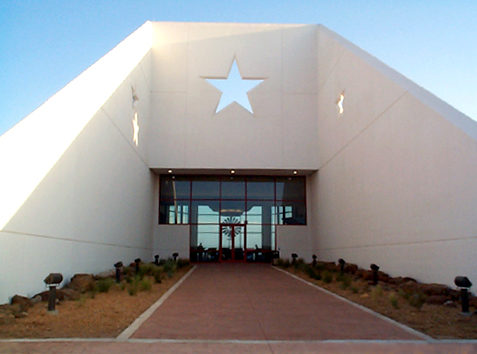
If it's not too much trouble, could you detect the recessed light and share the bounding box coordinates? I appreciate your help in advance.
[168,169,173,173]
[293,170,298,175]
[230,170,235,174]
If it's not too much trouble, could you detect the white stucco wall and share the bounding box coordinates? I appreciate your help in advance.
[0,24,155,303]
[147,23,319,171]
[313,26,477,287]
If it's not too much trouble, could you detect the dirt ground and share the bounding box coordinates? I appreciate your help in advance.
[285,267,477,339]
[0,266,191,339]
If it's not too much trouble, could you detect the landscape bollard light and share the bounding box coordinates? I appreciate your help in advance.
[370,264,380,285]
[43,273,63,312]
[338,258,346,274]
[454,276,472,315]
[114,262,123,283]
[154,255,159,266]
[172,252,179,262]
[312,254,317,267]
[135,258,141,274]
[291,253,298,265]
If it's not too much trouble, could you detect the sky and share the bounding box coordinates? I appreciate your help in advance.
[1,0,476,135]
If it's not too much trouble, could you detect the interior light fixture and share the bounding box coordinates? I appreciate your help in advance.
[293,170,298,175]
[168,169,173,174]
[230,170,235,174]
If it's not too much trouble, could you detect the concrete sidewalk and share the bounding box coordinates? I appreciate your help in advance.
[131,263,422,340]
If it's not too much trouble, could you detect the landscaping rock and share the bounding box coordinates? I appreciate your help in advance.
[426,295,449,305]
[34,290,65,302]
[399,280,421,294]
[444,300,457,308]
[318,261,338,272]
[68,274,95,293]
[357,269,373,281]
[378,271,391,283]
[11,295,33,311]
[93,269,115,280]
[389,276,417,286]
[419,283,450,297]
[344,263,358,274]
[31,295,42,304]
[59,288,80,301]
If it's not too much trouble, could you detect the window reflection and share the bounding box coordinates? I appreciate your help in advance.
[160,175,305,225]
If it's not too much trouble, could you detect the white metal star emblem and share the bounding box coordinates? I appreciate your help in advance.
[205,59,264,114]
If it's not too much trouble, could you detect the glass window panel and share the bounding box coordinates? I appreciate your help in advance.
[246,224,263,249]
[246,176,274,200]
[159,200,189,224]
[160,176,190,200]
[191,177,220,199]
[196,224,220,249]
[191,200,219,224]
[246,200,276,224]
[221,177,245,199]
[276,177,305,201]
[220,200,246,224]
[277,201,306,225]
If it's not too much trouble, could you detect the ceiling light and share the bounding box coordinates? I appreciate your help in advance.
[293,170,298,175]
[168,169,173,174]
[230,170,235,174]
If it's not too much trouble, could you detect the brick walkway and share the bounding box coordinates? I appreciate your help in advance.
[132,263,421,340]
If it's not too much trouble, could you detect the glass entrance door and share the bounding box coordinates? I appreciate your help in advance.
[220,224,246,261]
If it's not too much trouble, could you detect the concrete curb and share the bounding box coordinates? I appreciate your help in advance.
[116,265,197,340]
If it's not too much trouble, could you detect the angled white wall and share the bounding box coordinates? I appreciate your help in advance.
[0,23,155,303]
[313,26,477,287]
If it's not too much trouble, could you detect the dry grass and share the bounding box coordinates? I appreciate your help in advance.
[284,266,477,339]
[0,266,191,338]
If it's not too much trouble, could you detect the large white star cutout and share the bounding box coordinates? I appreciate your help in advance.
[205,59,264,114]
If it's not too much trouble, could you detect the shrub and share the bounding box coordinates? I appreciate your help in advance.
[127,276,141,296]
[389,292,399,309]
[305,266,319,280]
[96,278,114,293]
[294,258,305,268]
[314,262,325,271]
[371,285,383,301]
[139,264,155,278]
[153,268,162,283]
[408,292,426,310]
[350,286,359,294]
[335,273,351,289]
[163,259,177,275]
[123,266,134,277]
[177,258,190,268]
[398,289,410,300]
[139,278,152,291]
[276,258,291,268]
[322,271,333,283]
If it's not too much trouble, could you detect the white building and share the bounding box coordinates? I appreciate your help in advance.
[1,22,476,303]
